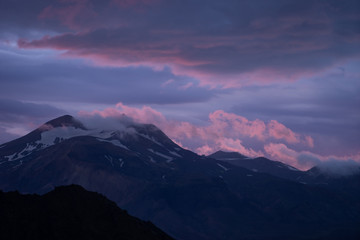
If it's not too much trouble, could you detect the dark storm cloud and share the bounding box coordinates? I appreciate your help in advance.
[12,0,360,86]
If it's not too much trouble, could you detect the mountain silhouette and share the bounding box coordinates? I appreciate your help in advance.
[0,184,173,240]
[1,115,360,240]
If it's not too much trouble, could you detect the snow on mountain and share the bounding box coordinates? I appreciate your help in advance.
[0,115,184,167]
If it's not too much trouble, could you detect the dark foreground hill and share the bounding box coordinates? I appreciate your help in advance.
[0,184,174,240]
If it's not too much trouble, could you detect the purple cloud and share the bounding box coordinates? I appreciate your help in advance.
[8,0,358,86]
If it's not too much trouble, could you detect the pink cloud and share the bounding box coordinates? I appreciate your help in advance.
[216,138,263,158]
[79,102,317,166]
[79,103,360,170]
[196,145,214,156]
[267,120,300,143]
[305,136,314,148]
[80,102,167,125]
[179,82,193,90]
[264,143,304,169]
[17,33,330,88]
[13,0,359,89]
[208,111,267,141]
[161,79,174,88]
[264,143,360,170]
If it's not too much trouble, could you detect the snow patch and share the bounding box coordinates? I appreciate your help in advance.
[104,155,114,166]
[148,156,156,163]
[39,127,87,146]
[247,174,253,177]
[138,133,163,146]
[90,130,114,139]
[4,152,18,161]
[118,158,124,167]
[217,163,229,171]
[4,127,127,162]
[252,169,258,172]
[5,143,39,161]
[37,127,125,149]
[169,151,182,158]
[147,148,173,163]
[287,165,299,171]
[97,138,129,149]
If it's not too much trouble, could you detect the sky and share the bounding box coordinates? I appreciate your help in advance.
[0,0,359,170]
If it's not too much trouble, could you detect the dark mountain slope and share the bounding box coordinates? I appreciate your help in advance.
[0,184,174,240]
[209,150,307,181]
[1,115,360,239]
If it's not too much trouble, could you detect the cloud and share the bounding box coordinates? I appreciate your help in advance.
[264,142,360,172]
[0,126,24,144]
[81,104,310,146]
[110,0,160,8]
[0,44,219,105]
[315,160,360,176]
[267,120,299,143]
[228,65,360,156]
[0,98,67,143]
[13,0,360,87]
[0,99,65,120]
[86,102,167,124]
[79,102,315,163]
[79,102,360,172]
[38,0,98,30]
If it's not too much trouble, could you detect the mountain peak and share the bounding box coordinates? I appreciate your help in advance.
[208,150,248,160]
[44,115,87,130]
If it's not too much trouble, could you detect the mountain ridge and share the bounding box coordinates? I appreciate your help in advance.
[1,115,360,240]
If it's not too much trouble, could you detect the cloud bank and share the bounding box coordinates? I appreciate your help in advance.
[9,0,360,87]
[79,102,360,170]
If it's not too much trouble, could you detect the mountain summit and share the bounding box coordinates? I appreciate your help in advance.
[43,114,87,130]
[208,150,248,160]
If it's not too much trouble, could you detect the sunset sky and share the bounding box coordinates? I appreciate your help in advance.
[0,0,359,169]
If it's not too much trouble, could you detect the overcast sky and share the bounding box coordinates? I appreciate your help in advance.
[0,0,359,169]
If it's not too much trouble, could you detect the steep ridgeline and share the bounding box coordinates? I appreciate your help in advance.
[0,184,173,240]
[1,115,360,240]
[208,150,307,182]
[209,150,360,196]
